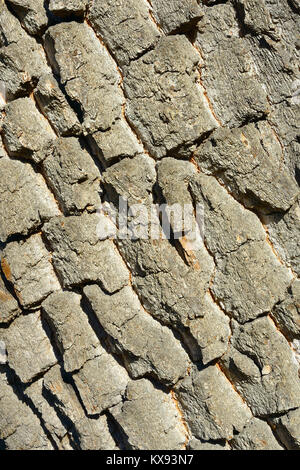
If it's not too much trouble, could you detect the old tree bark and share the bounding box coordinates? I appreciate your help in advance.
[0,0,299,451]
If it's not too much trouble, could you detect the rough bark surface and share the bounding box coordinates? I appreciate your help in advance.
[0,0,299,451]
